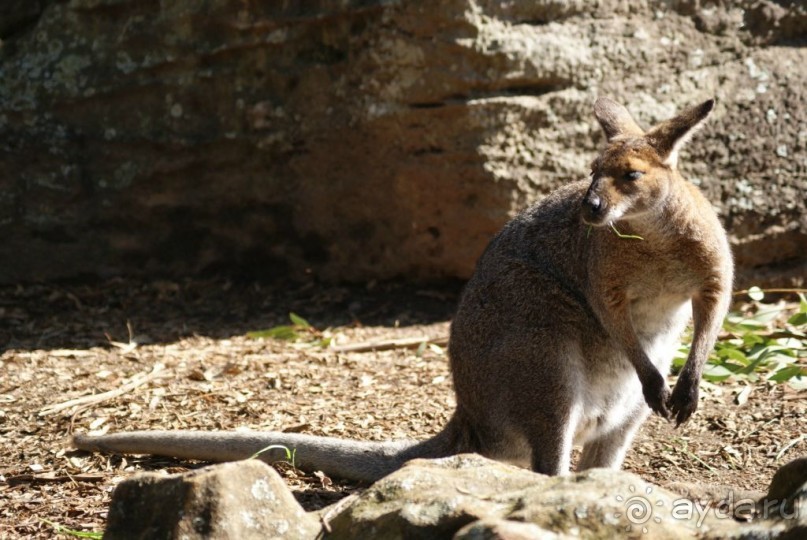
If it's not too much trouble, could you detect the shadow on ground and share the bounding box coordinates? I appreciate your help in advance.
[0,277,463,352]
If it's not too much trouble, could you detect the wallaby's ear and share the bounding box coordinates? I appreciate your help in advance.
[594,97,645,141]
[645,99,715,168]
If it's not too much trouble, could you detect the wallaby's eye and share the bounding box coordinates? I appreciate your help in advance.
[624,171,644,181]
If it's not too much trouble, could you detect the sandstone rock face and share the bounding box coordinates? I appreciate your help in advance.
[0,1,804,285]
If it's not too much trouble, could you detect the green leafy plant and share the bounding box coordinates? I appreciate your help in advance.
[675,289,807,388]
[251,444,297,468]
[247,313,331,347]
[41,519,103,539]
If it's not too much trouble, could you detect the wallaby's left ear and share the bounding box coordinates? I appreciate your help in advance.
[594,97,645,141]
[645,99,715,168]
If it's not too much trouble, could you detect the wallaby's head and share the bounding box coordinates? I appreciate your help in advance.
[581,97,715,226]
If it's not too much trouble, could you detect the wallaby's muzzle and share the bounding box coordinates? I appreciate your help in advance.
[581,185,607,225]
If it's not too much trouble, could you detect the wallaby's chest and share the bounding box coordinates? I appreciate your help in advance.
[625,265,695,364]
[575,284,692,444]
[630,289,692,336]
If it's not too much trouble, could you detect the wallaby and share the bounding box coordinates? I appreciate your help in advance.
[73,98,733,482]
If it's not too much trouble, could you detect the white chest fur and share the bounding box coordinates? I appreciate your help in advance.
[574,297,692,445]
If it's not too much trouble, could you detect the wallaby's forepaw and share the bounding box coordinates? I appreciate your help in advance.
[669,376,699,426]
[642,372,672,420]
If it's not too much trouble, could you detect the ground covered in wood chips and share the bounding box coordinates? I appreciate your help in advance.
[1,278,805,538]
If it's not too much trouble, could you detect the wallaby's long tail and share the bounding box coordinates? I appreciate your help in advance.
[73,424,461,483]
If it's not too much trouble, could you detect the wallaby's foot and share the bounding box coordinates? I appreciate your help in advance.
[669,372,700,426]
[641,370,672,420]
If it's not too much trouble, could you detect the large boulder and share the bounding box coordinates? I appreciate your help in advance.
[1,1,804,285]
[326,454,786,539]
[102,460,318,540]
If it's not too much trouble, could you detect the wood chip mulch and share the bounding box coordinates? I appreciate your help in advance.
[1,278,804,538]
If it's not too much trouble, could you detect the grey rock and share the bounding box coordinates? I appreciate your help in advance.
[454,518,570,540]
[664,480,764,505]
[762,457,807,523]
[0,0,43,39]
[96,454,807,539]
[320,454,807,539]
[102,460,318,540]
[325,453,775,539]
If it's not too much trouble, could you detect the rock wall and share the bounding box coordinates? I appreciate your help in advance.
[1,0,805,285]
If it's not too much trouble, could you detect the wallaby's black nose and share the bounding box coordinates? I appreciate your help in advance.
[584,193,602,213]
[582,192,607,224]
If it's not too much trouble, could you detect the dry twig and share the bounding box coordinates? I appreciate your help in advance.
[330,335,448,353]
[320,493,359,533]
[39,363,165,416]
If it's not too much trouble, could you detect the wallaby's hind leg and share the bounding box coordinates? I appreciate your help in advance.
[513,344,583,475]
[449,406,533,468]
[477,426,533,469]
[577,404,649,470]
[520,401,581,476]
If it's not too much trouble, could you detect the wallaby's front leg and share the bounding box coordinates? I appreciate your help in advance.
[626,343,671,419]
[669,282,730,425]
[596,288,672,419]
